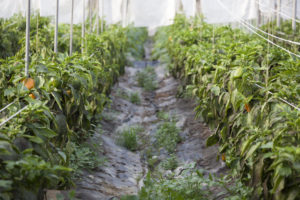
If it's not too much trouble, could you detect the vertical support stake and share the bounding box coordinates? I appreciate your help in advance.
[196,0,201,17]
[70,0,74,56]
[122,0,128,27]
[82,0,85,53]
[256,0,261,26]
[54,0,59,53]
[292,0,297,31]
[89,0,92,33]
[277,0,281,27]
[101,0,104,32]
[25,0,31,77]
[96,0,99,34]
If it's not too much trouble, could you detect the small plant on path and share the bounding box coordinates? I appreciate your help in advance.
[117,126,143,151]
[136,66,158,91]
[130,92,141,105]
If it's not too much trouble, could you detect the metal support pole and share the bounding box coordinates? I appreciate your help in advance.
[54,0,59,53]
[196,0,201,17]
[70,0,74,56]
[82,0,85,53]
[100,0,104,32]
[25,0,31,77]
[256,0,261,27]
[96,0,99,34]
[89,0,92,33]
[276,0,281,27]
[122,0,128,27]
[292,0,297,31]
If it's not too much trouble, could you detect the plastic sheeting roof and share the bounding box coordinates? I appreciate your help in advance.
[0,0,299,27]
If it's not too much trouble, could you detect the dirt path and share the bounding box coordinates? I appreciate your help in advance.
[74,43,225,200]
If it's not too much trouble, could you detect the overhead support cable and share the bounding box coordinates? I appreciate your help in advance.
[243,19,300,46]
[0,101,16,114]
[0,106,28,128]
[217,0,300,59]
[254,84,300,112]
[216,0,300,112]
[256,0,300,24]
[226,2,300,46]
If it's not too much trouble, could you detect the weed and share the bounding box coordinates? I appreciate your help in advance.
[136,66,158,91]
[155,121,181,153]
[120,195,139,200]
[70,142,105,178]
[117,126,143,151]
[115,88,129,100]
[130,92,141,105]
[160,154,178,170]
[101,111,117,121]
[139,163,252,200]
[157,111,170,121]
[147,156,160,171]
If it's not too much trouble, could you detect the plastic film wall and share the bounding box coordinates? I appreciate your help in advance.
[0,0,299,27]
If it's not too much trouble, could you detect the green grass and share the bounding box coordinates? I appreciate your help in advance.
[136,66,158,91]
[70,142,105,178]
[120,195,139,200]
[130,92,141,105]
[117,126,143,151]
[115,88,130,100]
[155,120,181,153]
[157,111,170,121]
[138,164,252,200]
[160,154,178,170]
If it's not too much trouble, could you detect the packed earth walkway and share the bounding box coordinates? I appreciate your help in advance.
[74,42,225,200]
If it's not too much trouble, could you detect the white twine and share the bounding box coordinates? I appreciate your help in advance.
[0,105,28,128]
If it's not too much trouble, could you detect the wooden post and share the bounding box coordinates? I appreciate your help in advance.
[54,0,59,53]
[82,0,85,53]
[25,0,31,77]
[292,0,297,31]
[70,0,74,56]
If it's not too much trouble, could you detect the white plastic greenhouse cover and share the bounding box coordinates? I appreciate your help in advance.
[0,0,300,27]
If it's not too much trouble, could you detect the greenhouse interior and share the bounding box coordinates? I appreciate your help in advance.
[0,0,299,199]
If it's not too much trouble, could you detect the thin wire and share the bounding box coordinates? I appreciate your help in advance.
[249,22,300,46]
[0,105,28,128]
[0,100,16,113]
[254,83,300,112]
[216,0,300,112]
[234,2,300,46]
[217,0,300,59]
[256,0,300,24]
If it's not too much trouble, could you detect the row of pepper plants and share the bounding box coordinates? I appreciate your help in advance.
[0,14,147,200]
[153,15,300,200]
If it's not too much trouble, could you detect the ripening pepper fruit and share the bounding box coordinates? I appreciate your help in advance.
[22,78,35,90]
